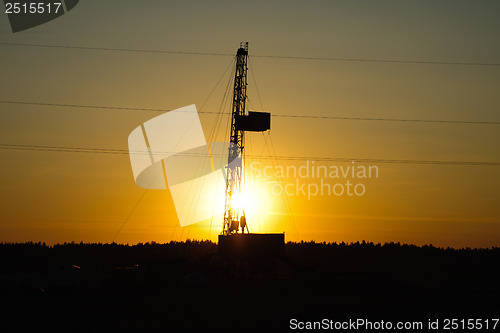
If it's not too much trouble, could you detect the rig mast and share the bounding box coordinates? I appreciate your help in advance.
[218,43,282,272]
[223,42,249,235]
[222,42,271,235]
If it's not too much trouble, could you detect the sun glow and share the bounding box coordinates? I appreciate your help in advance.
[229,180,278,231]
[229,191,242,211]
[244,183,265,215]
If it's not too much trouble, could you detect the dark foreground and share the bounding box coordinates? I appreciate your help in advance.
[1,241,499,332]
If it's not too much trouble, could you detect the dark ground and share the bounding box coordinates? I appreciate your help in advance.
[1,241,499,332]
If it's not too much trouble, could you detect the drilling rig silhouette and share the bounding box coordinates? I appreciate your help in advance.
[218,43,284,268]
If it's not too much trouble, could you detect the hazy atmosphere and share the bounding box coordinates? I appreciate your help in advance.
[1,0,499,247]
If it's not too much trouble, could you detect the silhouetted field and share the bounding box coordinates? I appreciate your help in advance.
[1,241,499,332]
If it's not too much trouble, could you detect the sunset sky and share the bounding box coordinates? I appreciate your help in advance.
[0,0,499,248]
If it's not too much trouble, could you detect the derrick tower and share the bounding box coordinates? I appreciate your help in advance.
[222,42,270,235]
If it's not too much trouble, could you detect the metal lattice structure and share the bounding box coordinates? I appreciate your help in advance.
[222,42,248,235]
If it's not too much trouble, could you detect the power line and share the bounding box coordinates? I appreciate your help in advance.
[0,100,176,113]
[251,54,500,67]
[275,114,500,125]
[0,143,498,166]
[274,156,500,166]
[0,143,127,154]
[0,42,232,57]
[1,42,499,67]
[1,100,499,125]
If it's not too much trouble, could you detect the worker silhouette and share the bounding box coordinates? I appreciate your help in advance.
[240,213,247,233]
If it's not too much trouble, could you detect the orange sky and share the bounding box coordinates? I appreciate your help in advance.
[0,1,499,248]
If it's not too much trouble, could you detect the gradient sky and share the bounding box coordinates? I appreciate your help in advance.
[0,0,499,247]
